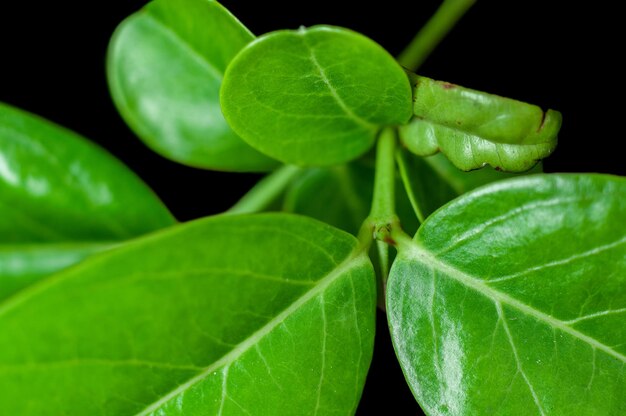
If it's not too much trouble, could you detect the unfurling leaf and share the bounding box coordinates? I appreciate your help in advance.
[221,25,413,166]
[399,75,562,172]
[388,174,626,415]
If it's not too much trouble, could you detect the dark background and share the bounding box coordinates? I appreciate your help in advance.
[0,1,622,414]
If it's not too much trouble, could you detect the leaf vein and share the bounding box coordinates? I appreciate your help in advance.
[497,302,546,415]
[348,274,364,411]
[488,236,626,284]
[314,294,327,415]
[217,365,229,416]
[302,36,376,130]
[402,242,626,363]
[133,251,369,416]
[143,14,224,81]
[255,344,282,390]
[587,348,596,390]
[563,308,626,325]
[435,197,582,256]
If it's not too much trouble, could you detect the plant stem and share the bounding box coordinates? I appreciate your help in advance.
[390,225,415,252]
[397,0,475,71]
[376,240,390,281]
[395,148,427,224]
[367,128,399,244]
[355,129,399,301]
[227,165,301,215]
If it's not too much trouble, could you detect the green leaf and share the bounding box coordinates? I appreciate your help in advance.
[387,174,626,415]
[107,0,277,172]
[396,150,542,222]
[399,75,562,172]
[0,214,376,415]
[221,25,413,166]
[0,243,110,301]
[0,102,174,298]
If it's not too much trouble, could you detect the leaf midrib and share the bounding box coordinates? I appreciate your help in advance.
[143,13,225,82]
[401,240,626,363]
[300,34,377,131]
[134,249,369,416]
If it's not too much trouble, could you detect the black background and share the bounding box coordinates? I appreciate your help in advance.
[0,1,622,414]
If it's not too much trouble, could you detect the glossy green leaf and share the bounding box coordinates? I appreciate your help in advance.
[397,150,542,222]
[0,102,174,298]
[107,0,277,171]
[0,243,111,301]
[283,160,419,236]
[221,25,413,166]
[399,75,562,172]
[387,174,626,415]
[0,214,376,415]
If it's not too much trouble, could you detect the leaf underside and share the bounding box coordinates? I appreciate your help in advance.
[0,214,376,415]
[388,174,626,415]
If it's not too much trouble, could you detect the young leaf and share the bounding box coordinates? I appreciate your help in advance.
[0,214,376,415]
[387,174,626,415]
[107,0,277,171]
[399,75,562,172]
[0,103,174,298]
[221,26,413,166]
[396,150,542,222]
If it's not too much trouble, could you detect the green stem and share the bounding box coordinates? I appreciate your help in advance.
[376,240,390,281]
[395,148,427,224]
[356,129,399,303]
[367,128,399,244]
[227,165,301,215]
[390,225,415,252]
[397,0,476,71]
